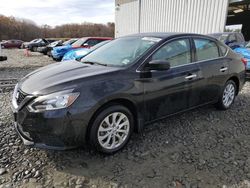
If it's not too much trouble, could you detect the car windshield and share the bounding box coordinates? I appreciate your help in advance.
[214,34,229,43]
[30,39,38,43]
[63,39,77,45]
[90,40,110,50]
[72,38,87,47]
[81,36,161,67]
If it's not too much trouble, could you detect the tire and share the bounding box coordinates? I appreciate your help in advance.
[89,105,134,154]
[216,80,237,110]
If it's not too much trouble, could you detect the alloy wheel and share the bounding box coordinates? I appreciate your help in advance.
[222,83,235,108]
[97,112,130,150]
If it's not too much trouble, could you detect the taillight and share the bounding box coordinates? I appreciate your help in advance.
[241,58,247,69]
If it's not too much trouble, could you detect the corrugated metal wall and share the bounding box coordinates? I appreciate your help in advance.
[115,0,139,37]
[115,0,229,37]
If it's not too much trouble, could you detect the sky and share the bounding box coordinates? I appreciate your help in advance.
[0,0,115,26]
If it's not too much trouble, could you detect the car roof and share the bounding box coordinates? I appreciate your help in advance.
[210,32,240,35]
[79,37,113,40]
[121,32,216,40]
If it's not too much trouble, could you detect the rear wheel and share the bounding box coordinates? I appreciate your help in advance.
[216,80,236,110]
[89,105,134,154]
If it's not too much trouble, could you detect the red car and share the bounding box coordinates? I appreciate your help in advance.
[1,40,23,49]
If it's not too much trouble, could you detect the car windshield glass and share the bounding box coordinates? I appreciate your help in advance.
[63,39,74,45]
[81,36,161,67]
[217,34,229,43]
[90,40,110,51]
[35,39,42,43]
[72,38,87,47]
[30,39,38,43]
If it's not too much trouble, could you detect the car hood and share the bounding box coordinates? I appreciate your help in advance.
[18,61,119,95]
[62,49,90,61]
[234,47,250,60]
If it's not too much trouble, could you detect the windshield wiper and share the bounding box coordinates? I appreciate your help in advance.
[82,61,107,66]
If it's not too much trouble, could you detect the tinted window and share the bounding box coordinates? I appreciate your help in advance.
[218,43,228,56]
[86,39,104,46]
[228,34,236,42]
[194,39,219,61]
[151,39,191,67]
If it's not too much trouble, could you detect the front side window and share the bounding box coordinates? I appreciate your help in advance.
[194,39,219,61]
[151,39,191,67]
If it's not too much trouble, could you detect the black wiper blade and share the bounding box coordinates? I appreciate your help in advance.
[82,61,107,66]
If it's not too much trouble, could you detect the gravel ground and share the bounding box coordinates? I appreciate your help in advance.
[1,49,250,188]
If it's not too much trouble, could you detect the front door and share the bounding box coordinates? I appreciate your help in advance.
[141,38,202,122]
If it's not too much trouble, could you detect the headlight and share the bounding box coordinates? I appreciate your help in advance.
[27,90,80,113]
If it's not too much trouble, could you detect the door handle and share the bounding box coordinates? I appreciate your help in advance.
[185,74,197,80]
[220,67,228,72]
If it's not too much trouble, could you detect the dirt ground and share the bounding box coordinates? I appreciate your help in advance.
[0,49,250,188]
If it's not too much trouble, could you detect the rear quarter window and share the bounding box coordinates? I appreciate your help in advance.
[194,39,220,61]
[218,43,228,56]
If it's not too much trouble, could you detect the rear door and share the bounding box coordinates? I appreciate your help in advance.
[193,37,229,103]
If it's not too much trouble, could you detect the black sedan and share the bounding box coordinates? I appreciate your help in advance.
[37,39,78,55]
[22,38,55,52]
[12,33,246,154]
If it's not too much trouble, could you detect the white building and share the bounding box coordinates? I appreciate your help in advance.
[115,0,250,41]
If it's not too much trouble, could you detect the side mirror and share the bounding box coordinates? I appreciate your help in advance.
[147,60,170,71]
[83,43,89,46]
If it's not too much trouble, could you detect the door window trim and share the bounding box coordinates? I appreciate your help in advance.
[136,36,194,72]
[136,36,229,73]
[190,37,229,64]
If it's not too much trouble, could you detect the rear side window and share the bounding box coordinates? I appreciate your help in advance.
[151,39,191,67]
[194,39,219,61]
[218,43,228,56]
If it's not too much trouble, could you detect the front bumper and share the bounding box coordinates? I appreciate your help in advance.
[13,121,77,150]
[51,50,65,60]
[37,47,47,53]
[12,92,90,150]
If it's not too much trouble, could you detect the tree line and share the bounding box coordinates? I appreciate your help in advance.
[0,15,114,41]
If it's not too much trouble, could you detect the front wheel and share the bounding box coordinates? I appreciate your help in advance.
[89,105,134,154]
[216,80,236,110]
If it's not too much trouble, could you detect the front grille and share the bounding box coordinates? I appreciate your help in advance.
[16,90,27,105]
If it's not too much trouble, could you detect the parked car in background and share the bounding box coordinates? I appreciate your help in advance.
[62,40,110,61]
[38,38,78,56]
[21,39,38,49]
[51,37,112,61]
[210,32,250,79]
[0,40,23,48]
[246,41,250,49]
[12,33,245,154]
[22,38,56,52]
[37,40,63,55]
